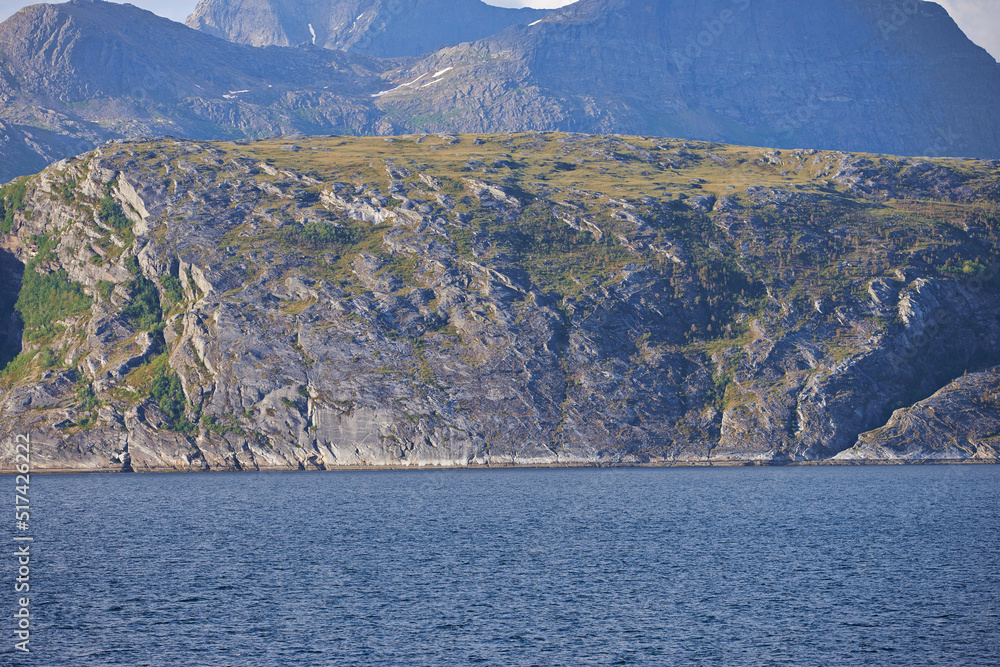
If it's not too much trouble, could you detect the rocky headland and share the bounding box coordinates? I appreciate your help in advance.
[0,133,997,471]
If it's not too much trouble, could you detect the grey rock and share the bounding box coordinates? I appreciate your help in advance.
[376,0,1000,158]
[838,368,1000,461]
[0,133,998,472]
[3,0,1000,183]
[185,0,547,58]
[0,0,390,183]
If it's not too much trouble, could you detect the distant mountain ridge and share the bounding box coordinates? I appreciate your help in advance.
[0,1,379,101]
[0,0,999,183]
[185,0,548,57]
[373,0,1000,158]
[0,0,392,182]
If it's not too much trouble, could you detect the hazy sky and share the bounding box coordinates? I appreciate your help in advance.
[0,0,996,60]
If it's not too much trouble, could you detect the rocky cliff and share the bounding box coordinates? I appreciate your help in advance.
[837,367,1000,461]
[0,133,997,471]
[186,0,547,57]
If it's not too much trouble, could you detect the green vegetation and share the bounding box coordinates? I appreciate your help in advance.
[148,356,194,433]
[16,268,91,343]
[27,233,58,266]
[122,274,162,330]
[37,346,58,369]
[0,344,63,387]
[161,274,184,305]
[77,189,137,263]
[7,134,997,455]
[0,178,28,234]
[185,269,202,300]
[122,255,163,331]
[206,134,997,356]
[692,255,765,322]
[56,178,77,203]
[940,258,989,279]
[201,414,247,438]
[97,280,115,302]
[380,251,421,286]
[74,377,101,429]
[282,298,317,316]
[278,221,359,249]
[97,194,132,231]
[467,203,631,295]
[0,350,37,390]
[272,219,373,284]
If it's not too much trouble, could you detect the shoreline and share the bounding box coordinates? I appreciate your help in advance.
[3,458,996,475]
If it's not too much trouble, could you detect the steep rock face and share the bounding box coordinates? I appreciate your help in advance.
[837,368,1000,461]
[0,1,382,102]
[716,277,1000,460]
[0,0,391,183]
[186,0,548,57]
[0,133,998,471]
[376,0,1000,157]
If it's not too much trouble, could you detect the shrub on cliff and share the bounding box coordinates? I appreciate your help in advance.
[0,178,28,234]
[15,268,91,343]
[97,194,132,232]
[150,364,194,434]
[121,255,163,331]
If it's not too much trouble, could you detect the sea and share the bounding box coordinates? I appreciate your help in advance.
[3,465,998,666]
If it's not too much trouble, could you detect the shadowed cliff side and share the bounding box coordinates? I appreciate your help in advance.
[839,367,1000,461]
[0,0,391,183]
[0,249,23,370]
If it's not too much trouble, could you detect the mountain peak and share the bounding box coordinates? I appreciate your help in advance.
[0,0,390,182]
[1,0,999,184]
[185,0,549,58]
[373,0,1000,158]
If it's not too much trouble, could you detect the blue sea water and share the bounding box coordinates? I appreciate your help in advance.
[2,465,999,666]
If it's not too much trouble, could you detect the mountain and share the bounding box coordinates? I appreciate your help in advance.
[0,0,391,183]
[374,0,1000,157]
[186,0,548,58]
[3,0,1000,185]
[1,132,998,471]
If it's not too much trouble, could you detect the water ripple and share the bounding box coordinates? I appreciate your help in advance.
[3,465,998,665]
